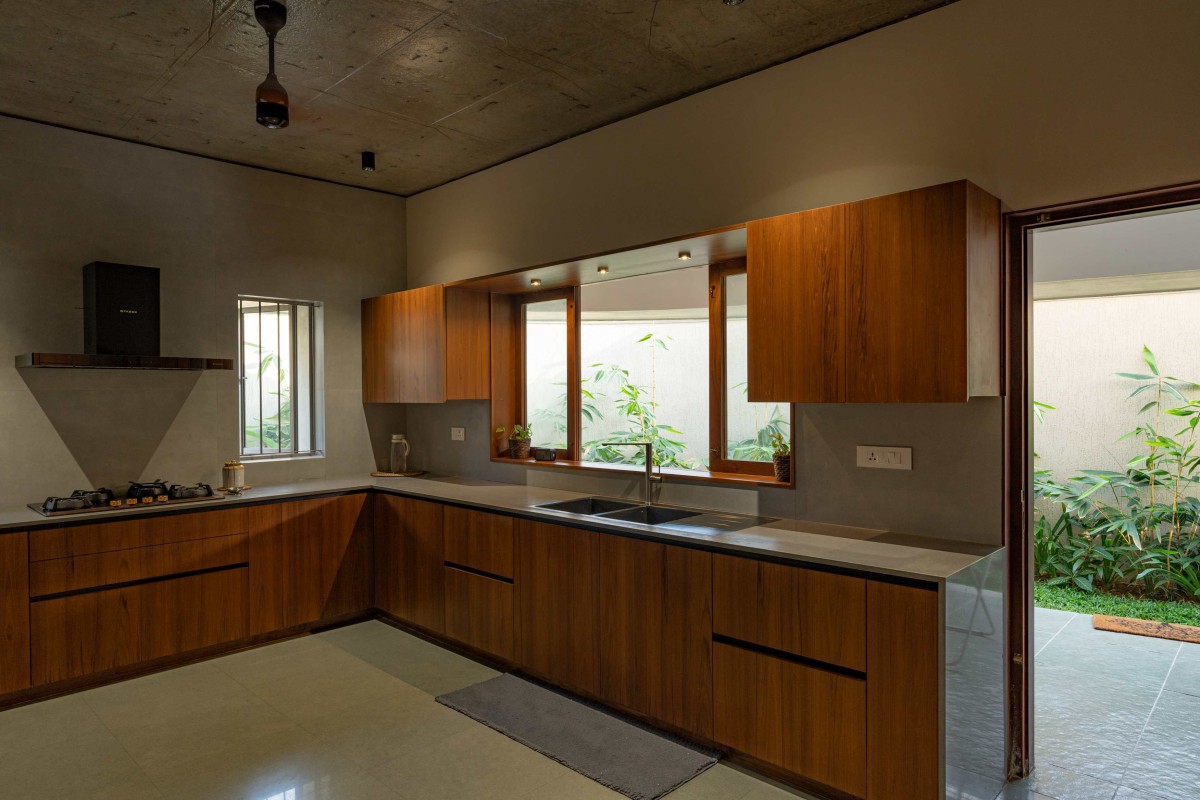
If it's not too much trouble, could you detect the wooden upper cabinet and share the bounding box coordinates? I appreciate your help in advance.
[747,203,847,403]
[847,180,1000,402]
[746,180,1000,403]
[361,285,490,403]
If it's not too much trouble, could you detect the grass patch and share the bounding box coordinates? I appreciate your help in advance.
[1036,581,1200,627]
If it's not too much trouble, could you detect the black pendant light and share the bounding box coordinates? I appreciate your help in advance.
[254,0,289,129]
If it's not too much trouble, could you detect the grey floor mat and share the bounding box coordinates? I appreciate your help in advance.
[437,673,719,800]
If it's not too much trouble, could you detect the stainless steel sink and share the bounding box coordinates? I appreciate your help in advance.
[598,505,702,525]
[536,497,638,515]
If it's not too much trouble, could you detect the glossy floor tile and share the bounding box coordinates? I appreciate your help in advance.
[6,611,1195,800]
[0,621,815,800]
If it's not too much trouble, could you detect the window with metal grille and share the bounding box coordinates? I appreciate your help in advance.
[238,296,324,459]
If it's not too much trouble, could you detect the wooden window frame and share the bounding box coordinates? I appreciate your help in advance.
[501,262,793,483]
[708,259,791,476]
[517,287,581,461]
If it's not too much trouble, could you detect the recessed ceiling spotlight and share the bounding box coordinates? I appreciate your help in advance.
[361,151,376,172]
[253,0,289,129]
[678,251,691,261]
[597,265,609,274]
[723,0,745,5]
[530,278,542,286]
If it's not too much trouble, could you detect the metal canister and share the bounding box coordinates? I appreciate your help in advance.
[222,459,245,492]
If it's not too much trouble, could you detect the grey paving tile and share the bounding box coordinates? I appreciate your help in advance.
[1115,786,1170,799]
[1162,641,1200,698]
[1001,762,1119,800]
[1121,690,1200,800]
[1035,607,1078,654]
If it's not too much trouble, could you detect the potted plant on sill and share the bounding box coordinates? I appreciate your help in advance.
[770,431,791,483]
[497,424,533,459]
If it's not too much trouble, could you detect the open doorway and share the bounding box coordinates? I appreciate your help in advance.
[1007,188,1200,799]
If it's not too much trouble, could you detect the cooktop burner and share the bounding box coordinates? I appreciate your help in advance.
[32,481,224,517]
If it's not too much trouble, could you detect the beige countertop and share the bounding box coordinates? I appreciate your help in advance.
[0,474,1000,583]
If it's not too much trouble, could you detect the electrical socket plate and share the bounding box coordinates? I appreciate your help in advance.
[856,445,912,470]
[450,427,465,442]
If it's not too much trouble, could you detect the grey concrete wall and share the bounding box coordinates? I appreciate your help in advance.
[0,116,407,507]
[401,0,1200,545]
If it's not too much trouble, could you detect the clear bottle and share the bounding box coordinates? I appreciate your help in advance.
[389,434,411,474]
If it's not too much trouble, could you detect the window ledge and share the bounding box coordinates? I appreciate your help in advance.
[491,456,793,489]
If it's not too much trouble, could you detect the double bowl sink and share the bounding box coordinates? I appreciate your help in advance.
[535,496,770,534]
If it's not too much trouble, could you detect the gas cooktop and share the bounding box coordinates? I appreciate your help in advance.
[30,481,224,517]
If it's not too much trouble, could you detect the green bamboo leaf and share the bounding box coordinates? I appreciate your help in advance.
[1143,346,1159,375]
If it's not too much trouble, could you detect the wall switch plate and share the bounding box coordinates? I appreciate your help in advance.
[450,427,465,442]
[856,445,912,470]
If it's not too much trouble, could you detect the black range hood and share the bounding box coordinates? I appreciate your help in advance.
[16,262,232,372]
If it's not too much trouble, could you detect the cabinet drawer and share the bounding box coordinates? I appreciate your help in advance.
[714,642,866,798]
[713,555,865,671]
[444,566,514,661]
[443,506,514,579]
[30,566,249,685]
[30,507,250,561]
[30,533,248,597]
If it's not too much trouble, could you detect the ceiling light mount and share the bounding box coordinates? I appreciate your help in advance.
[596,265,609,274]
[254,0,289,129]
[677,251,692,261]
[530,278,543,287]
[361,151,376,172]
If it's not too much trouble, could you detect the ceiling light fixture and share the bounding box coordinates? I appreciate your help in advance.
[597,265,609,274]
[530,278,542,286]
[254,0,289,129]
[723,0,746,6]
[678,251,691,260]
[361,151,376,172]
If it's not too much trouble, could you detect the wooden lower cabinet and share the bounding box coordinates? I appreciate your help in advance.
[0,533,31,694]
[713,554,866,672]
[443,506,514,578]
[599,536,713,737]
[866,581,940,800]
[374,494,444,632]
[714,642,867,799]
[444,566,513,661]
[515,519,599,696]
[30,567,249,685]
[249,494,373,633]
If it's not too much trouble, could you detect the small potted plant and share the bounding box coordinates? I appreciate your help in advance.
[496,424,533,459]
[769,431,791,482]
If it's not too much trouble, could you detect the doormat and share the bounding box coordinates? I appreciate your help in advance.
[1093,614,1200,644]
[436,673,719,800]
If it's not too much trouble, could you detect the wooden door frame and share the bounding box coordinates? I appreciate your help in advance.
[1004,180,1200,780]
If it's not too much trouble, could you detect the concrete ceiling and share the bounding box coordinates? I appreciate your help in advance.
[0,0,951,196]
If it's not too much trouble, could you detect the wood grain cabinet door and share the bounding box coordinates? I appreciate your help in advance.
[746,203,847,403]
[0,533,31,694]
[514,519,599,696]
[361,286,490,404]
[598,536,713,738]
[866,581,940,800]
[373,494,444,633]
[249,493,373,633]
[713,554,866,672]
[846,180,1000,402]
[30,567,249,686]
[714,641,867,799]
[444,566,514,661]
